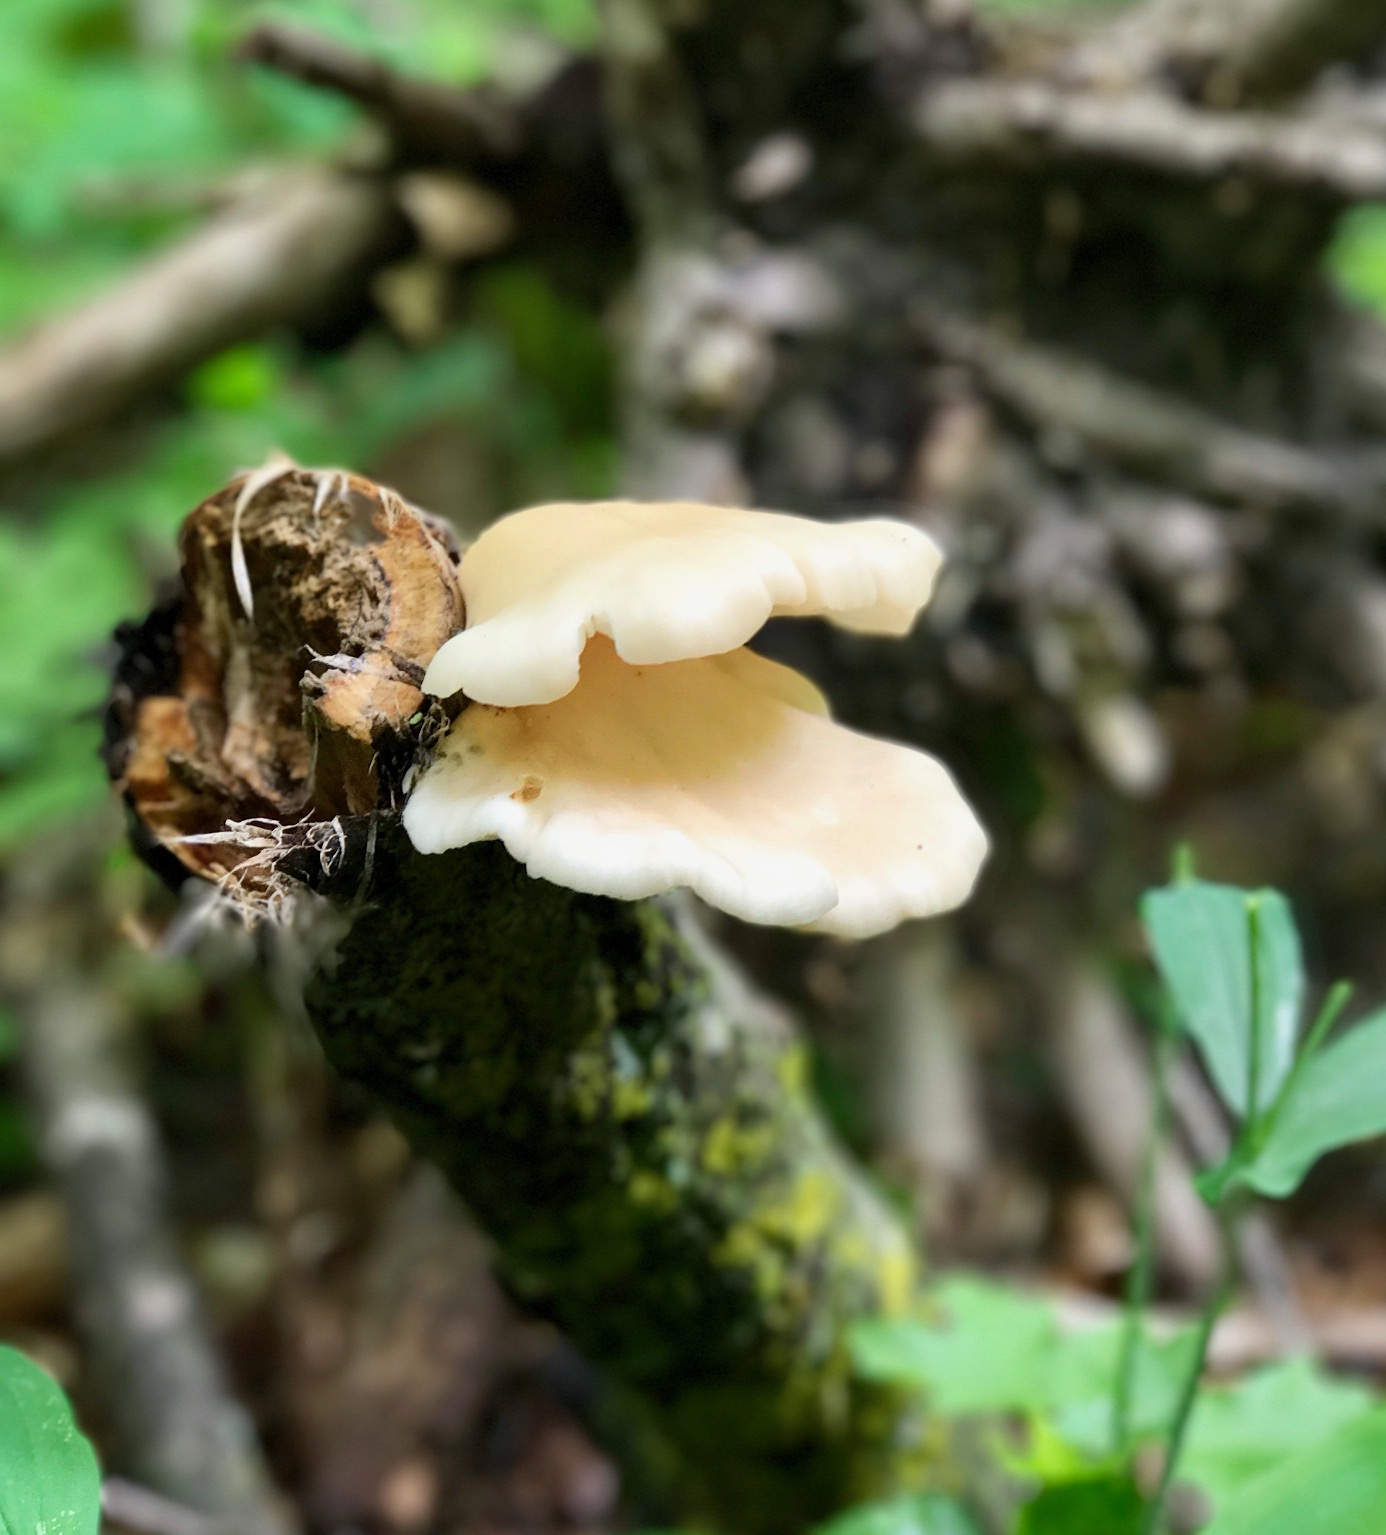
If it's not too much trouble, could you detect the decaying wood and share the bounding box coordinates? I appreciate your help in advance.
[915,81,1386,202]
[108,467,927,1533]
[105,465,462,904]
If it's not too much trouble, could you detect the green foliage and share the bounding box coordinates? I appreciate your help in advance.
[1329,206,1386,318]
[0,314,613,851]
[0,0,611,856]
[838,868,1386,1534]
[0,1345,101,1535]
[850,1278,1197,1467]
[1233,1007,1386,1197]
[1013,1479,1143,1535]
[1141,881,1301,1118]
[1182,1360,1375,1508]
[1202,1409,1386,1535]
[814,1495,981,1535]
[1143,865,1386,1203]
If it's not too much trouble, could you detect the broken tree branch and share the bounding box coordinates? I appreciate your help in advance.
[0,170,400,465]
[107,467,927,1534]
[913,305,1386,521]
[237,22,523,166]
[1063,0,1386,106]
[914,80,1386,202]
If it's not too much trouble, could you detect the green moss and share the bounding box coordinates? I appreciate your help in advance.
[305,834,923,1534]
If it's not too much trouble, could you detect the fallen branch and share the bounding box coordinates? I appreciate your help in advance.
[914,79,1386,202]
[0,851,289,1535]
[1062,0,1386,105]
[237,22,522,165]
[0,170,400,465]
[914,306,1386,521]
[107,468,927,1534]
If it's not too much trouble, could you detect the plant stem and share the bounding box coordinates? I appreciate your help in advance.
[1299,980,1353,1064]
[1139,1205,1237,1535]
[1246,895,1263,1126]
[1114,1008,1175,1449]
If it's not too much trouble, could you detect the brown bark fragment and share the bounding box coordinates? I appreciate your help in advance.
[106,466,463,899]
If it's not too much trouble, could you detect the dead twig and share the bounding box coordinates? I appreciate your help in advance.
[0,170,399,465]
[237,22,522,165]
[913,305,1386,521]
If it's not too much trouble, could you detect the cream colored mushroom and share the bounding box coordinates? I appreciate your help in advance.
[422,499,942,707]
[403,636,986,938]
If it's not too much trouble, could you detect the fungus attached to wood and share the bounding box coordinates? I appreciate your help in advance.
[403,499,987,936]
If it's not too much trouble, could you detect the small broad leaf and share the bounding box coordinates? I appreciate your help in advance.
[813,1495,981,1535]
[849,1277,1195,1446]
[1014,1477,1144,1535]
[0,1345,101,1535]
[1203,1408,1386,1535]
[1235,1009,1386,1197]
[1182,1359,1375,1507]
[1142,881,1302,1119]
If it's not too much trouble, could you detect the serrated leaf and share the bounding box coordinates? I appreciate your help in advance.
[1203,1408,1386,1534]
[1235,1009,1386,1197]
[0,1345,101,1535]
[1142,881,1302,1119]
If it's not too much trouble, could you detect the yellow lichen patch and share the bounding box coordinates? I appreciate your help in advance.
[876,1241,918,1317]
[612,1074,654,1120]
[700,1115,777,1177]
[757,1168,842,1249]
[777,1045,810,1097]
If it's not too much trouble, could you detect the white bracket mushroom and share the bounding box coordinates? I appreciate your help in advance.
[403,500,988,938]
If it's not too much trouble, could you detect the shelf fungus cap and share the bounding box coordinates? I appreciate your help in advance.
[421,499,943,707]
[403,636,986,937]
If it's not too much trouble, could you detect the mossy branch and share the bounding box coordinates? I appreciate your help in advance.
[305,830,921,1528]
[105,468,926,1532]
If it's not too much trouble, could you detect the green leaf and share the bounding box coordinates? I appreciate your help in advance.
[1234,1009,1386,1197]
[814,1496,980,1535]
[1141,881,1302,1119]
[0,1346,101,1535]
[849,1277,1195,1445]
[1203,1408,1386,1534]
[1331,205,1386,319]
[1014,1477,1144,1535]
[849,1280,1056,1413]
[1182,1359,1376,1508]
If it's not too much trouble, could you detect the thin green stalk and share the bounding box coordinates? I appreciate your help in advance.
[1114,1009,1175,1450]
[1297,980,1353,1069]
[1246,896,1263,1126]
[1140,1206,1237,1535]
